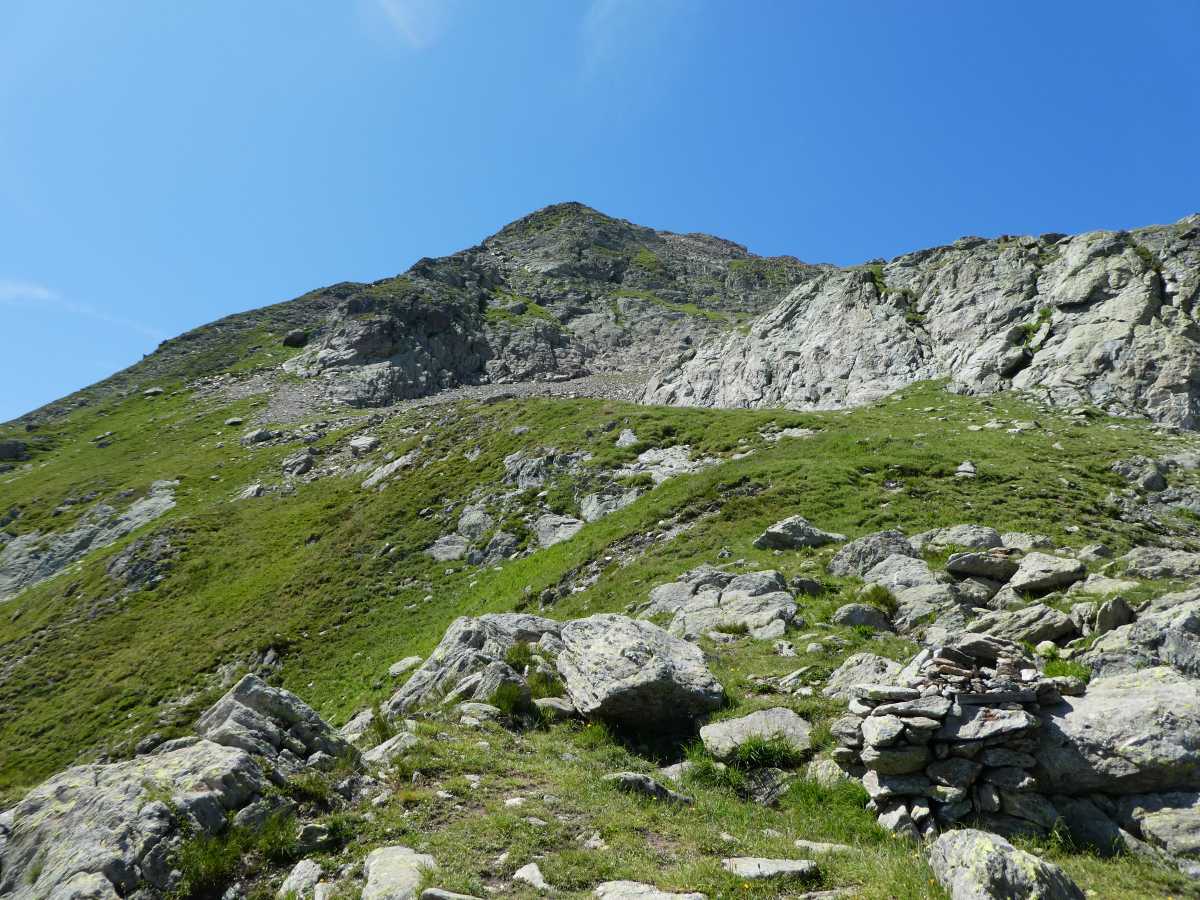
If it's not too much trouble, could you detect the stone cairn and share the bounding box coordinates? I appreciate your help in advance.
[831,632,1086,841]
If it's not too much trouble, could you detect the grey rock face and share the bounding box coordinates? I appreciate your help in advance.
[196,673,355,763]
[0,439,27,460]
[928,829,1084,900]
[827,529,916,576]
[283,203,814,408]
[557,614,724,730]
[1036,667,1200,794]
[699,707,812,760]
[0,740,266,899]
[0,480,177,602]
[533,513,584,548]
[645,218,1200,432]
[385,613,561,715]
[753,515,845,549]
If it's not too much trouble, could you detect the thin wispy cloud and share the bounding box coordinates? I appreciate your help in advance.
[579,0,686,78]
[0,280,165,342]
[372,0,462,49]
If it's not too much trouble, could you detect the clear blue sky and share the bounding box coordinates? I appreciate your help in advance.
[3,1,1198,421]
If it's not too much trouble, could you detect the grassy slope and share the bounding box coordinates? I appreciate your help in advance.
[2,379,1197,898]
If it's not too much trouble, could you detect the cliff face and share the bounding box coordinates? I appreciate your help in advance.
[282,202,820,406]
[643,215,1200,429]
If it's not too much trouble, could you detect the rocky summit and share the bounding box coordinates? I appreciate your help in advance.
[4,204,1200,899]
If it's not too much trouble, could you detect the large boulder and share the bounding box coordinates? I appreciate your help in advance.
[1113,791,1200,861]
[752,515,844,550]
[1036,667,1200,795]
[1118,547,1200,579]
[196,674,355,766]
[863,554,940,592]
[699,707,811,761]
[385,614,561,715]
[667,588,797,641]
[966,604,1077,645]
[827,530,916,577]
[1008,553,1086,594]
[912,525,1003,551]
[928,829,1084,900]
[556,614,724,731]
[0,740,266,899]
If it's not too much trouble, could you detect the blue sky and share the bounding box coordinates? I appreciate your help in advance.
[2,1,1198,421]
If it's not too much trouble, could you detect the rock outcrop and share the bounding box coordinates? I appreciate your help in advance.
[281,203,817,407]
[644,216,1200,429]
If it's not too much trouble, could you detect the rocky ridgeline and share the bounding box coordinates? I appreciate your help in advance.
[831,632,1082,841]
[645,215,1200,430]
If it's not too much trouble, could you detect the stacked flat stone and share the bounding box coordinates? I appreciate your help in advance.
[830,632,1085,841]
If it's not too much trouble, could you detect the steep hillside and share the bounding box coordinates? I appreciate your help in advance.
[3,206,1200,900]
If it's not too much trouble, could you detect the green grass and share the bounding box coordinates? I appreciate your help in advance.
[0,379,1176,801]
[1043,658,1091,682]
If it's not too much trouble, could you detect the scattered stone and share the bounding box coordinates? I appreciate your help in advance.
[513,862,551,892]
[426,534,470,561]
[823,653,901,701]
[753,516,845,550]
[389,656,423,678]
[720,858,817,880]
[603,772,694,805]
[363,846,437,900]
[594,882,704,900]
[279,859,323,899]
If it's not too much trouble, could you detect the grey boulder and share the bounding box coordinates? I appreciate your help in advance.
[699,707,812,761]
[196,673,355,763]
[928,829,1084,900]
[753,515,844,550]
[0,740,265,899]
[822,653,902,701]
[385,614,561,715]
[831,602,893,632]
[827,530,916,576]
[1008,553,1086,594]
[557,614,724,731]
[534,513,584,548]
[363,846,437,900]
[1036,667,1200,794]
